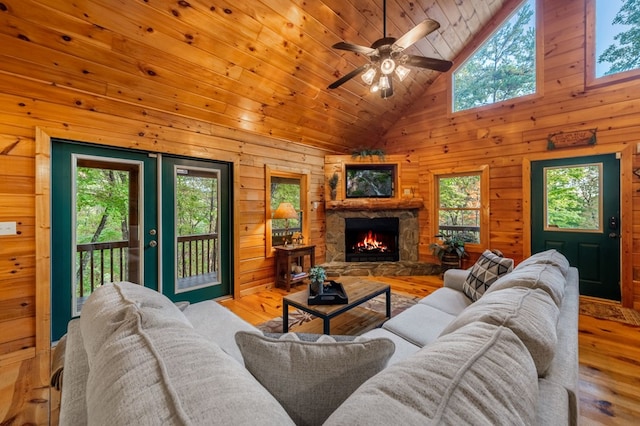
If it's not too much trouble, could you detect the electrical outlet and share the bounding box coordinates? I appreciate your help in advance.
[0,222,17,236]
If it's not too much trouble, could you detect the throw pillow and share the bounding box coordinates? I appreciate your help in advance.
[235,331,395,426]
[462,250,514,301]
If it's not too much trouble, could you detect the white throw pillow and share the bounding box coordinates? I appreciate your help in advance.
[462,250,514,301]
[235,331,395,426]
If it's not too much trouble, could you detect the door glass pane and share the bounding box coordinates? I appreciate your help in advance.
[544,164,602,231]
[73,157,142,316]
[175,167,220,292]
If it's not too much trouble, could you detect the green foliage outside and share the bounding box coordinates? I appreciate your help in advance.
[438,175,480,243]
[453,0,536,112]
[176,174,218,236]
[75,167,220,296]
[546,166,600,229]
[76,167,130,244]
[598,0,640,75]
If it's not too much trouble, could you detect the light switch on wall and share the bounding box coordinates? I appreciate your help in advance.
[0,222,17,236]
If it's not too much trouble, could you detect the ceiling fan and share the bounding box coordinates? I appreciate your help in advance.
[328,0,453,99]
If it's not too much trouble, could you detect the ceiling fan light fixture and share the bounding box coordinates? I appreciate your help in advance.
[361,67,377,85]
[379,75,391,90]
[370,82,380,93]
[380,58,396,75]
[395,65,411,81]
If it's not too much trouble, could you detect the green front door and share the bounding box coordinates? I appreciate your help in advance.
[51,140,233,341]
[531,154,621,300]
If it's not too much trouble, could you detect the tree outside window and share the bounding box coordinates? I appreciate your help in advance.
[595,0,640,78]
[453,0,536,112]
[545,165,601,230]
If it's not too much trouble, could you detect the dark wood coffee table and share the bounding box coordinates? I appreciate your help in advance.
[282,277,391,335]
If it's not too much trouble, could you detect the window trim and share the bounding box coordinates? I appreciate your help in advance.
[429,165,490,255]
[448,0,543,115]
[265,166,310,257]
[585,0,640,89]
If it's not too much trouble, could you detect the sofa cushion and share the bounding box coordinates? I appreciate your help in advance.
[360,327,421,366]
[485,262,566,306]
[324,322,539,426]
[183,300,260,365]
[515,249,570,277]
[462,250,514,301]
[80,281,192,364]
[381,303,457,347]
[235,331,394,426]
[418,286,473,316]
[440,287,560,375]
[85,304,294,426]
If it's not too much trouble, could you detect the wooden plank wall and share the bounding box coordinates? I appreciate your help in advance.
[0,59,329,426]
[381,0,640,310]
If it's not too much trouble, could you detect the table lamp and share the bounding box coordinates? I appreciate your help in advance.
[273,202,298,245]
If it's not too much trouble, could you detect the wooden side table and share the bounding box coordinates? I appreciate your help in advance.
[274,244,316,291]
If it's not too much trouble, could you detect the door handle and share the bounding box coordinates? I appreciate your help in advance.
[608,232,619,239]
[149,240,158,247]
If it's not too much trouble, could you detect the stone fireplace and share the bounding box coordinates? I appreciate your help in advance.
[325,209,419,262]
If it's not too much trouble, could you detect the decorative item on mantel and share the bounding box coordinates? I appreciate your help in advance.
[328,173,339,201]
[351,148,386,161]
[429,233,468,274]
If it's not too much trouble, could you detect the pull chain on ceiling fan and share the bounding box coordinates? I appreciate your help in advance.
[328,0,453,99]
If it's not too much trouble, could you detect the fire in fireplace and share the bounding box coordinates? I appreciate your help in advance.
[345,218,399,262]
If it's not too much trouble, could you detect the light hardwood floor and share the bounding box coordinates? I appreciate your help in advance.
[221,276,640,425]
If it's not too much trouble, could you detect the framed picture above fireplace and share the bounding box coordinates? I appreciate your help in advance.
[345,164,396,199]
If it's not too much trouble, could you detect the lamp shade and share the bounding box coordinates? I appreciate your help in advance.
[273,202,298,220]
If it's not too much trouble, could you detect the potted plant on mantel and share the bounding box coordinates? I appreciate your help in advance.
[429,233,468,273]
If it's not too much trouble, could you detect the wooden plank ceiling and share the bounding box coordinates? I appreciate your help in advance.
[1,0,509,152]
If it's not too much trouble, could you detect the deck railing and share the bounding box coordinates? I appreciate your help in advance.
[76,233,218,296]
[438,225,480,243]
[76,240,129,297]
[177,233,218,279]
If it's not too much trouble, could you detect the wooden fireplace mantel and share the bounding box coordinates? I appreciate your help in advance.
[325,198,424,211]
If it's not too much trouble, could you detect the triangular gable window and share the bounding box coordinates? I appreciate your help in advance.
[452,0,536,112]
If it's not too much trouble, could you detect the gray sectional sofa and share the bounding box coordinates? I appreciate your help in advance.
[58,249,578,425]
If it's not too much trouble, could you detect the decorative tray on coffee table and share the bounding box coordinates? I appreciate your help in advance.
[308,280,348,305]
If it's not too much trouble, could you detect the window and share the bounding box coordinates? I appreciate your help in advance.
[587,0,640,84]
[452,0,537,112]
[432,167,489,252]
[265,167,309,255]
[544,164,602,231]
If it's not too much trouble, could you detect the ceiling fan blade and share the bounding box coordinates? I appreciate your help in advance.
[328,64,369,89]
[393,19,440,51]
[332,42,376,56]
[405,55,453,72]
